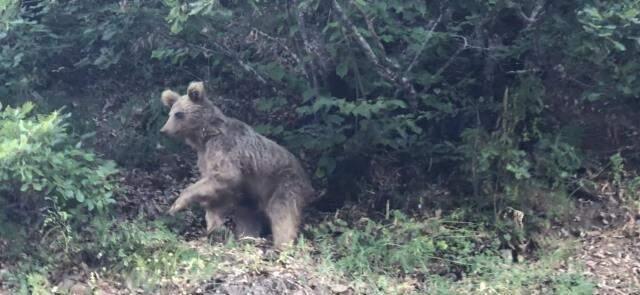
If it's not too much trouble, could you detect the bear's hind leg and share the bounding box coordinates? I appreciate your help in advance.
[265,188,303,248]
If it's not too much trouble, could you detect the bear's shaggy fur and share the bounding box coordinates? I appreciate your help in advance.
[160,82,314,247]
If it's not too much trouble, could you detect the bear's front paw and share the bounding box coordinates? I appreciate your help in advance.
[167,199,186,215]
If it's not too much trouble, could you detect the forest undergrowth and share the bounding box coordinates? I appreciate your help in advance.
[3,0,640,294]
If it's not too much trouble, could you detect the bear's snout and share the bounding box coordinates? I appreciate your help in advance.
[160,123,171,135]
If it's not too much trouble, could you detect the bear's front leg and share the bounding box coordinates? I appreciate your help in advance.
[168,177,219,215]
[168,168,241,215]
[168,194,191,215]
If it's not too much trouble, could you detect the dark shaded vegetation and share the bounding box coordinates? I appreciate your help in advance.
[2,0,640,293]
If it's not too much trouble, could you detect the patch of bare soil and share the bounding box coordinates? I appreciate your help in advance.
[117,155,193,218]
[79,239,349,295]
[117,155,212,239]
[578,227,640,294]
[116,162,640,294]
[564,197,640,294]
[106,161,352,295]
[183,240,346,295]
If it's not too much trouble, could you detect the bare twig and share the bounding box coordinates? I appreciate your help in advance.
[332,0,389,78]
[351,1,399,71]
[293,0,320,92]
[518,0,546,29]
[285,1,313,89]
[404,14,443,76]
[247,28,302,66]
[345,33,367,97]
[332,0,417,108]
[506,68,541,75]
[432,35,468,78]
[195,43,268,85]
[161,28,273,85]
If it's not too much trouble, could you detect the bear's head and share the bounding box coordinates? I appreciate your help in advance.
[160,82,225,140]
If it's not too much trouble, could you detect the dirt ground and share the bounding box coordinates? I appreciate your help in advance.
[112,166,640,294]
[2,163,640,294]
[566,198,640,294]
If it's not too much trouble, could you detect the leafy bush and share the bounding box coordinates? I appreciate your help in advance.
[154,0,600,212]
[0,102,117,223]
[0,101,123,291]
[1,1,171,96]
[3,0,640,221]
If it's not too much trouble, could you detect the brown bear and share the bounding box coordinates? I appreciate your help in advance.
[160,82,314,248]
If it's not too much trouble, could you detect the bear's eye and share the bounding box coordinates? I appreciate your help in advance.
[174,112,185,119]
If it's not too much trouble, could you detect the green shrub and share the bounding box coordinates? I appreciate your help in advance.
[0,102,117,222]
[6,0,640,216]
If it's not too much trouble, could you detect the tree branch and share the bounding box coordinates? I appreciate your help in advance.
[432,35,468,79]
[351,1,399,71]
[248,27,302,66]
[332,0,417,108]
[293,0,320,93]
[517,0,546,29]
[404,14,442,76]
[193,42,268,85]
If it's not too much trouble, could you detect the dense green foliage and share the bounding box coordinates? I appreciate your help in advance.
[0,102,122,291]
[4,0,640,213]
[2,0,640,292]
[0,102,117,231]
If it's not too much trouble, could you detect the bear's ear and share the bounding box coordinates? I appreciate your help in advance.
[161,90,180,107]
[187,81,206,103]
